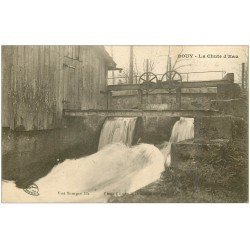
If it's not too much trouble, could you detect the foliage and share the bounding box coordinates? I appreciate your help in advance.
[110,138,248,203]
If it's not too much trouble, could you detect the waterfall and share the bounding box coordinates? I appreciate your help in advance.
[2,116,194,203]
[169,118,194,143]
[2,143,165,202]
[98,117,138,150]
[160,117,194,167]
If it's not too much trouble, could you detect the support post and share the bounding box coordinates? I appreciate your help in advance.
[111,46,115,85]
[129,46,134,84]
[145,59,149,104]
[138,89,143,109]
[176,87,181,109]
[107,91,112,109]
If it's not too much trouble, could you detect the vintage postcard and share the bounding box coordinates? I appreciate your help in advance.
[1,45,248,202]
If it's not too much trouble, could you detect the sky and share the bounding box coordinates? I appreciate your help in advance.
[105,46,248,84]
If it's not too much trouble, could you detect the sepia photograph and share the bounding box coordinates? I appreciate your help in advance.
[1,45,248,203]
[1,0,250,249]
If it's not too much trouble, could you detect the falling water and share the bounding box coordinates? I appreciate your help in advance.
[169,118,194,143]
[2,143,165,202]
[98,117,138,150]
[160,117,194,167]
[2,117,194,203]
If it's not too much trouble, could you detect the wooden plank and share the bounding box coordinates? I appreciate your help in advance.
[82,47,91,109]
[78,46,85,110]
[58,46,64,119]
[101,59,108,108]
[23,46,35,130]
[89,48,94,108]
[48,46,56,128]
[1,46,11,127]
[54,45,61,127]
[32,46,39,130]
[9,46,14,126]
[93,51,99,108]
[75,46,80,109]
[38,45,45,130]
[65,46,71,106]
[43,45,50,129]
[83,46,90,109]
[72,46,76,108]
[97,56,101,108]
[18,45,29,130]
[60,46,66,109]
[16,45,24,129]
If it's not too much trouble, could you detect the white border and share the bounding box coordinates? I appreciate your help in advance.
[0,1,249,250]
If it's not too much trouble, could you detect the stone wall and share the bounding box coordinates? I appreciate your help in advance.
[210,98,248,118]
[140,116,179,144]
[2,114,106,186]
[111,92,216,110]
[194,115,247,141]
[2,112,181,185]
[4,109,245,188]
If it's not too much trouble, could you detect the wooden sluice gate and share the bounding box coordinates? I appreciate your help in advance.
[105,70,183,109]
[103,71,239,111]
[63,72,242,150]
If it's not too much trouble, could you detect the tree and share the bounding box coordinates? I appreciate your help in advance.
[143,59,155,73]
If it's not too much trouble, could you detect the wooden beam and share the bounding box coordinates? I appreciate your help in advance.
[63,109,220,118]
[106,80,232,92]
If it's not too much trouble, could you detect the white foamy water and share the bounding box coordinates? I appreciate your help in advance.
[2,117,194,203]
[2,143,165,202]
[98,117,137,150]
[160,117,194,167]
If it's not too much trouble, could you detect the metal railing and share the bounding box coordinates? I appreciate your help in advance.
[107,70,226,85]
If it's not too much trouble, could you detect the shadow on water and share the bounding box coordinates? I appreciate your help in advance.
[14,143,97,189]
